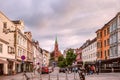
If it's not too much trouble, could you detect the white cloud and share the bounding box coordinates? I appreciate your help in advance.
[0,0,120,52]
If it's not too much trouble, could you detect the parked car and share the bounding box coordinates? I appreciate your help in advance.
[42,67,49,74]
[59,68,66,73]
[48,66,54,73]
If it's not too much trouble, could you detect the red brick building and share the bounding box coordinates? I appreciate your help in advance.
[51,37,62,61]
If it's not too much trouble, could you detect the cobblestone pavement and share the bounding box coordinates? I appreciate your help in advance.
[0,67,120,80]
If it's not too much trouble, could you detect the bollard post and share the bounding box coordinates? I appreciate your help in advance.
[65,71,68,80]
[31,73,33,80]
[74,71,76,80]
[39,67,42,80]
[57,74,59,80]
[48,73,50,80]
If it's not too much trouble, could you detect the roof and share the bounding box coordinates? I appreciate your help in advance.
[95,12,120,33]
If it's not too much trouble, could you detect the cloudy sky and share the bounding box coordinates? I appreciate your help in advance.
[0,0,120,52]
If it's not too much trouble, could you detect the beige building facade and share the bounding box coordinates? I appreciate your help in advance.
[42,49,50,67]
[0,12,16,75]
[24,32,34,72]
[12,20,27,73]
[33,41,43,69]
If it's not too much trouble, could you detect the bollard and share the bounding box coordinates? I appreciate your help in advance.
[31,73,33,80]
[65,71,68,80]
[39,68,42,80]
[57,74,59,80]
[48,73,51,80]
[40,73,42,80]
[74,71,76,80]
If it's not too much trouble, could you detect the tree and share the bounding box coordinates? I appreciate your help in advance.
[58,55,64,61]
[66,49,76,66]
[58,55,67,68]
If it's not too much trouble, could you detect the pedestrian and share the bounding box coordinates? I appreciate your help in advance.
[96,66,99,75]
[86,65,91,75]
[91,65,95,74]
[33,65,36,75]
[75,67,78,73]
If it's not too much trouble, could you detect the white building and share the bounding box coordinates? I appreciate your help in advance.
[12,20,27,73]
[42,49,50,67]
[33,41,43,69]
[82,38,97,62]
[110,12,120,59]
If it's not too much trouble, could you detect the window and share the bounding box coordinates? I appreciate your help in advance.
[97,32,102,38]
[100,42,102,48]
[107,39,109,45]
[107,49,109,57]
[104,29,106,36]
[104,40,106,47]
[104,50,106,57]
[97,33,99,38]
[107,27,109,34]
[97,42,99,48]
[8,46,14,54]
[0,44,3,53]
[100,32,102,37]
[3,22,7,28]
[101,51,102,58]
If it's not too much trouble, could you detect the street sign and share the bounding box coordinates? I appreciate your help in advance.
[37,62,40,65]
[21,55,25,61]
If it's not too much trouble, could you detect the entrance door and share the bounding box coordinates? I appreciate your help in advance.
[0,64,3,75]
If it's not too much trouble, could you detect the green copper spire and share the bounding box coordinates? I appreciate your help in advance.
[55,36,58,44]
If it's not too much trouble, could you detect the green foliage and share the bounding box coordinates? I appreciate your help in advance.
[58,55,64,61]
[66,49,76,66]
[58,59,67,68]
[57,49,76,68]
[58,56,67,68]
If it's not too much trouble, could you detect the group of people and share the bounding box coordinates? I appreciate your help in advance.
[64,64,99,75]
[85,65,99,75]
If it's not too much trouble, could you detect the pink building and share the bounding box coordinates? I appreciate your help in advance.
[75,47,83,64]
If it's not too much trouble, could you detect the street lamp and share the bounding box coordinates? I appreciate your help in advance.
[98,60,101,73]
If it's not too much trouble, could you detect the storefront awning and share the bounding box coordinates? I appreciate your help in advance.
[0,59,8,64]
[15,61,21,64]
[7,59,21,64]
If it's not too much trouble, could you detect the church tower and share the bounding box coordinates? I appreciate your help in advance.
[51,36,62,61]
[54,37,59,57]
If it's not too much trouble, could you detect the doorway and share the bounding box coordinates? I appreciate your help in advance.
[0,64,3,75]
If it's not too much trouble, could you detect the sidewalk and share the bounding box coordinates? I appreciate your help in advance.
[0,72,41,80]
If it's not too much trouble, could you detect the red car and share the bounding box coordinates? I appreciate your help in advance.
[42,67,49,74]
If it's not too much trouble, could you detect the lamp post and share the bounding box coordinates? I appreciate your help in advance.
[98,60,101,73]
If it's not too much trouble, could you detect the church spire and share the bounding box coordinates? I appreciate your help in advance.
[55,36,58,44]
